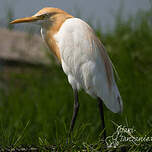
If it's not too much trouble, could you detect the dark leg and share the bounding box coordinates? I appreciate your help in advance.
[68,89,79,140]
[97,98,106,141]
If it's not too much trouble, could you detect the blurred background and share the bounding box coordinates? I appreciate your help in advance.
[0,0,151,31]
[0,0,152,149]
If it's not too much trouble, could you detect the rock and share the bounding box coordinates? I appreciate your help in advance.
[0,28,51,65]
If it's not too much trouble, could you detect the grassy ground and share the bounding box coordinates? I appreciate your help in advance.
[0,9,152,151]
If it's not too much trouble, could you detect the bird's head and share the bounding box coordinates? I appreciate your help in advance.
[10,7,73,28]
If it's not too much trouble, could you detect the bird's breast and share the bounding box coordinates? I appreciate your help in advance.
[41,27,61,62]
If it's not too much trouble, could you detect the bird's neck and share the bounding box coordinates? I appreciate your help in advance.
[51,14,73,33]
[41,14,73,62]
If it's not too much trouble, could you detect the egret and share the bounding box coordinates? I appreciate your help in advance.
[10,7,123,141]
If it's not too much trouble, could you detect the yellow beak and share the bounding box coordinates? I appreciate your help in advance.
[10,16,40,24]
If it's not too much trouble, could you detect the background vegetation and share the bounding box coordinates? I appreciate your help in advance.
[0,6,152,151]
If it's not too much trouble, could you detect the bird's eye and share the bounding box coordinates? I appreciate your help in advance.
[42,13,50,19]
[38,14,49,19]
[44,14,50,18]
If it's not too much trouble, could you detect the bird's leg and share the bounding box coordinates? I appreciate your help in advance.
[97,98,106,141]
[67,89,79,143]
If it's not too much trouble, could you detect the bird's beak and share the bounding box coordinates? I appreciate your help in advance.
[10,16,41,24]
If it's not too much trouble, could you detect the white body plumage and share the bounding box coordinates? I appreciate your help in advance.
[52,18,123,113]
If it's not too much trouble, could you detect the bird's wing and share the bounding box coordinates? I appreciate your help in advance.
[90,31,123,113]
[54,18,123,113]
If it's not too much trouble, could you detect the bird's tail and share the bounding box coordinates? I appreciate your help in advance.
[97,81,123,113]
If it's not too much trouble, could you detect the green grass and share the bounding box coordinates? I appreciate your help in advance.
[0,9,152,151]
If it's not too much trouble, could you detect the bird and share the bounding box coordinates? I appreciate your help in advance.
[10,7,123,141]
